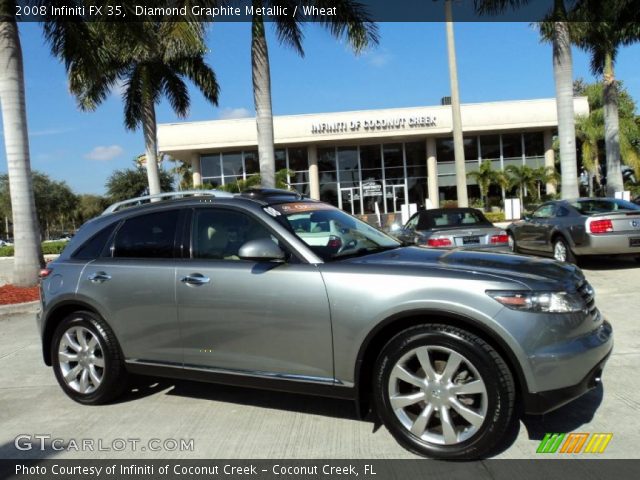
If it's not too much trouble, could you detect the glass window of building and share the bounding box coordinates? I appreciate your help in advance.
[524,132,545,157]
[464,136,479,161]
[275,149,287,171]
[338,147,359,187]
[436,138,454,162]
[383,143,404,180]
[222,152,243,177]
[287,147,309,188]
[244,151,259,175]
[201,154,222,179]
[501,133,523,159]
[480,135,500,159]
[318,148,337,184]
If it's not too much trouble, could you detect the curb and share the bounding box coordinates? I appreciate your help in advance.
[0,301,40,317]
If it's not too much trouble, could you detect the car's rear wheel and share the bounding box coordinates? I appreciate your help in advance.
[51,311,127,405]
[553,237,576,264]
[373,324,515,459]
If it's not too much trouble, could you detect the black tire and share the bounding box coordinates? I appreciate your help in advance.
[51,311,127,405]
[373,324,516,460]
[552,236,577,264]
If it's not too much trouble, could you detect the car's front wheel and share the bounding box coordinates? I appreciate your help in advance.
[373,324,516,459]
[51,311,127,405]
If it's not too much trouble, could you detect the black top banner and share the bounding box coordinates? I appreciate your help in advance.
[8,0,640,23]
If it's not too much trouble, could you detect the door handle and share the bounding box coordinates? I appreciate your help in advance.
[180,274,210,286]
[88,272,111,283]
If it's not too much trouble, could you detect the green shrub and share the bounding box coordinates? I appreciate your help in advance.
[484,211,506,223]
[0,241,68,257]
[41,241,68,255]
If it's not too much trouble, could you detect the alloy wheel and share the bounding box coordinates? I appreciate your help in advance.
[553,241,567,262]
[58,325,105,394]
[387,345,488,445]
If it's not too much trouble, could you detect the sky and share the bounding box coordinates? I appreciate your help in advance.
[1,21,640,195]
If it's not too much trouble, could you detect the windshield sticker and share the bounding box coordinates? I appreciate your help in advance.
[277,202,334,213]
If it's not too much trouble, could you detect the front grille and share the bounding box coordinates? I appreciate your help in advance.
[577,279,598,319]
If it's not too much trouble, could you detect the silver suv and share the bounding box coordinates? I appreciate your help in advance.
[38,189,612,459]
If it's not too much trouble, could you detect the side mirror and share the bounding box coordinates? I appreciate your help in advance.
[238,239,286,262]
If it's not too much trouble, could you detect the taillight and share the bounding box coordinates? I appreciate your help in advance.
[327,235,342,249]
[426,238,452,247]
[490,234,509,244]
[39,268,52,279]
[590,219,613,234]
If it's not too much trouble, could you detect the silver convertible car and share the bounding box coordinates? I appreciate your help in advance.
[394,208,509,250]
[506,198,640,263]
[38,189,612,459]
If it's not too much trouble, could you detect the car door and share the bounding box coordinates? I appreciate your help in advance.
[79,208,184,365]
[176,206,334,381]
[518,203,555,251]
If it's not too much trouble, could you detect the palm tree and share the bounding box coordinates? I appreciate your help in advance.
[576,114,602,195]
[466,160,496,211]
[571,0,640,196]
[478,0,580,199]
[58,20,219,197]
[249,0,378,187]
[531,165,559,200]
[505,164,536,206]
[0,6,44,285]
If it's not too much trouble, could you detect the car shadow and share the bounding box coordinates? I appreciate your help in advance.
[165,379,360,421]
[520,383,604,440]
[579,256,639,271]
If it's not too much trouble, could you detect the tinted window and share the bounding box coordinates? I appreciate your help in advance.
[572,199,640,215]
[193,209,275,260]
[421,209,491,229]
[72,223,117,260]
[113,210,179,258]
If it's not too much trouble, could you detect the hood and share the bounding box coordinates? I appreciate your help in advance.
[342,246,582,289]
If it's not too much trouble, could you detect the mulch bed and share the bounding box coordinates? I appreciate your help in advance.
[0,284,40,305]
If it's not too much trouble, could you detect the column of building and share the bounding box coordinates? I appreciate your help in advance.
[426,137,439,208]
[543,130,556,195]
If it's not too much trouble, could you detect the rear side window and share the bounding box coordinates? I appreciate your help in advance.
[72,223,116,260]
[113,210,179,258]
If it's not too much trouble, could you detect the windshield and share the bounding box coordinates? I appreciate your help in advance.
[572,199,640,215]
[270,202,400,261]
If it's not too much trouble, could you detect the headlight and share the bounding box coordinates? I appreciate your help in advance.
[486,290,585,313]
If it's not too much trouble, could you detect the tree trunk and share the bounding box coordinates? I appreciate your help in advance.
[445,0,468,207]
[251,14,275,189]
[603,51,623,196]
[142,93,162,196]
[552,12,579,199]
[0,18,43,286]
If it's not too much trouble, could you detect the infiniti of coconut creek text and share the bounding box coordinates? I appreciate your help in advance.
[15,463,378,478]
[15,3,338,20]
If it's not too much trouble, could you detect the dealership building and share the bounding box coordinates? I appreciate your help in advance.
[157,97,588,217]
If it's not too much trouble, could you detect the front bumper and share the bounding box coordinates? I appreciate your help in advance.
[523,320,613,415]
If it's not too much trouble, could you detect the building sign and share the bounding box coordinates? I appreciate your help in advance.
[311,115,437,134]
[362,180,383,197]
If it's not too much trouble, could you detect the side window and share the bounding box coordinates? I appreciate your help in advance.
[72,223,117,260]
[556,206,570,217]
[113,210,179,258]
[192,209,276,260]
[533,204,555,219]
[405,214,419,230]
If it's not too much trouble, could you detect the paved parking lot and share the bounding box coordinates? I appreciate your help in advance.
[0,256,638,460]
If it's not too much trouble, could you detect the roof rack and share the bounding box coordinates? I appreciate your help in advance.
[101,190,235,215]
